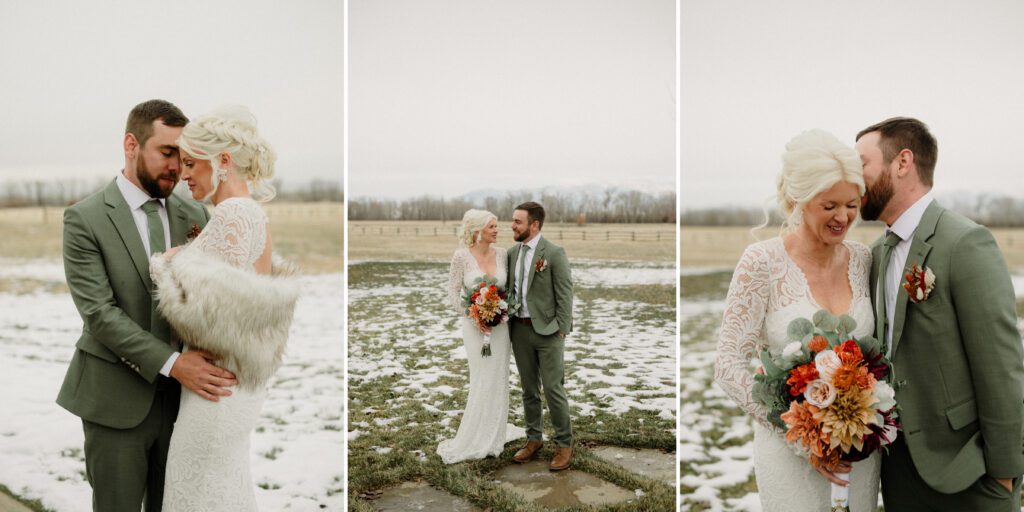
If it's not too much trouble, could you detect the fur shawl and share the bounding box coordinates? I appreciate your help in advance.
[149,247,300,390]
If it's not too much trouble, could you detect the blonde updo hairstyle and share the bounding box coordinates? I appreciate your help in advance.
[774,129,864,233]
[457,209,497,248]
[177,105,277,202]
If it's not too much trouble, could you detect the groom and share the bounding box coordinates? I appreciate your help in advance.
[858,117,1024,511]
[57,99,237,511]
[507,201,575,471]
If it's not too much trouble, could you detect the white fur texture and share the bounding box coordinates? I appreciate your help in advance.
[150,247,300,389]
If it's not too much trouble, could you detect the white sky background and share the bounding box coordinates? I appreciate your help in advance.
[348,0,676,200]
[682,0,1024,209]
[0,1,343,188]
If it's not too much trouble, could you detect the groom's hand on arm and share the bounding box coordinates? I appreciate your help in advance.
[170,350,238,402]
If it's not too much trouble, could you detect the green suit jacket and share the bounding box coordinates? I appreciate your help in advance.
[56,179,210,429]
[507,236,573,336]
[870,200,1024,493]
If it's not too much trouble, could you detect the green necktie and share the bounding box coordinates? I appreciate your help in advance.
[141,200,172,346]
[141,200,166,255]
[517,244,530,313]
[876,230,902,346]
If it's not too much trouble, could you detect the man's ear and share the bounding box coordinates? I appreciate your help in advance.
[124,133,138,159]
[896,148,914,179]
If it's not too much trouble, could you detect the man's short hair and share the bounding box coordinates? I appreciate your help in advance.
[856,117,938,187]
[515,201,545,230]
[125,99,189,147]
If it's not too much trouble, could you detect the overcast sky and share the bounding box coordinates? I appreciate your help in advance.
[682,0,1024,209]
[0,1,343,188]
[348,0,676,199]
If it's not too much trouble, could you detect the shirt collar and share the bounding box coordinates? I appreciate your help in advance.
[888,191,934,241]
[524,233,542,251]
[116,171,166,211]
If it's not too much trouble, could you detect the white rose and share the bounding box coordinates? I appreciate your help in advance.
[814,350,842,382]
[804,380,837,408]
[781,341,803,362]
[475,295,486,305]
[924,268,936,289]
[873,381,897,412]
[498,300,508,309]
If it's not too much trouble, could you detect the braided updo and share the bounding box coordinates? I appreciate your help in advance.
[775,129,864,231]
[177,105,277,202]
[457,209,497,248]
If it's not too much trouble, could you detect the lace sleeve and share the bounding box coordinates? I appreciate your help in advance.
[714,242,773,427]
[447,248,467,316]
[190,199,267,268]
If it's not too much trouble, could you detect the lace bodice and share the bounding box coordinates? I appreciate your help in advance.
[714,237,874,428]
[446,246,508,315]
[190,197,268,269]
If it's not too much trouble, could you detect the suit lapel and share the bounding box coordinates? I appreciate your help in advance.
[527,237,546,293]
[890,201,941,356]
[103,180,152,289]
[870,241,885,340]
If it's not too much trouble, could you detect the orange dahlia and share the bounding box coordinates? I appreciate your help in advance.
[815,386,876,452]
[787,362,819,396]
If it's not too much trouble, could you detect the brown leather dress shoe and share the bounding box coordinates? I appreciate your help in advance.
[549,447,573,471]
[512,440,543,463]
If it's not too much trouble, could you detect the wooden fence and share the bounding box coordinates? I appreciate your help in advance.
[350,225,673,242]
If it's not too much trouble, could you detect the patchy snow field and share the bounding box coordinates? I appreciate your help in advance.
[680,268,1024,512]
[0,259,344,511]
[348,261,676,433]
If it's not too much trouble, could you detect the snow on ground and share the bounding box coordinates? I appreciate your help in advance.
[0,264,343,511]
[348,262,676,439]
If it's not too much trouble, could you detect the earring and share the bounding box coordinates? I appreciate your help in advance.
[215,168,228,182]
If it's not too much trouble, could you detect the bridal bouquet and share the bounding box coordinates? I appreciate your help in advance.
[752,310,899,512]
[460,276,510,357]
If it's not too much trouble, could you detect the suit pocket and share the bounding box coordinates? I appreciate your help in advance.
[945,397,978,430]
[75,333,119,363]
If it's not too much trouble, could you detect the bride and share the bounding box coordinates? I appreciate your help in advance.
[149,105,299,510]
[437,209,523,464]
[714,129,880,511]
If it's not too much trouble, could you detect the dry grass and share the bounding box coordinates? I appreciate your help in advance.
[0,203,343,273]
[348,221,675,263]
[681,225,1024,269]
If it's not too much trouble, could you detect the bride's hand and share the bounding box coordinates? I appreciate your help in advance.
[814,461,851,486]
[163,246,182,259]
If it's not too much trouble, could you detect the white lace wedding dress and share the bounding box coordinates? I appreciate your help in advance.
[437,246,524,464]
[714,237,881,512]
[162,197,273,511]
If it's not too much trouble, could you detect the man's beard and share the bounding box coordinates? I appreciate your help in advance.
[861,168,894,221]
[136,157,177,198]
[513,229,529,242]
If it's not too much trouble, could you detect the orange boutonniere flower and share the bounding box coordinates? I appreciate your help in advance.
[187,223,203,242]
[535,258,548,273]
[903,264,935,303]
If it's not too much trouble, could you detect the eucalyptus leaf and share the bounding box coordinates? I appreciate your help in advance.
[813,309,838,331]
[837,314,857,334]
[787,317,814,341]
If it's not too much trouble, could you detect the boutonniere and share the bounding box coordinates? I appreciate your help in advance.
[187,223,203,242]
[903,263,935,303]
[535,258,548,273]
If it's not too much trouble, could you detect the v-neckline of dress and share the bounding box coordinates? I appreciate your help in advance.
[779,238,856,317]
[468,247,498,278]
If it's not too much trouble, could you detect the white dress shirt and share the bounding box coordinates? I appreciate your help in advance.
[883,191,935,352]
[514,234,542,318]
[116,172,171,255]
[115,172,179,376]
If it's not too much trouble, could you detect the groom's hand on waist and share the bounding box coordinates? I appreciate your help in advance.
[170,350,238,402]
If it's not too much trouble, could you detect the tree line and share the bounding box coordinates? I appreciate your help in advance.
[348,190,677,224]
[0,178,343,207]
[680,194,1024,228]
